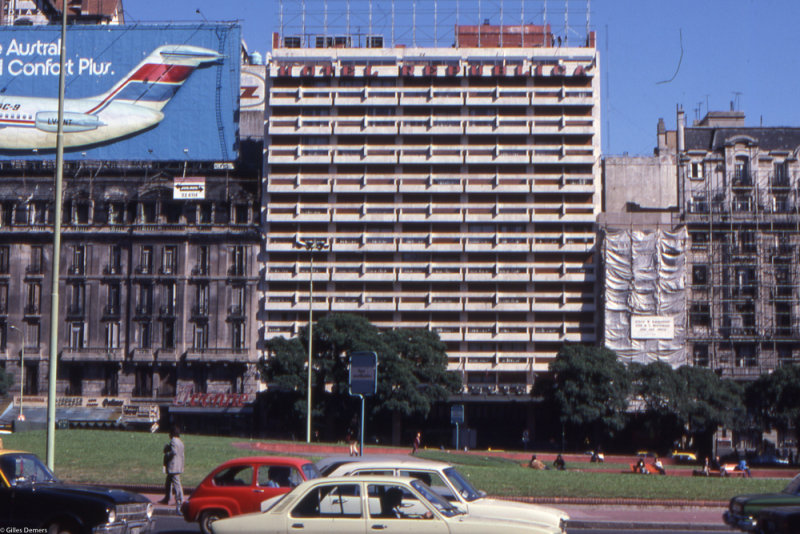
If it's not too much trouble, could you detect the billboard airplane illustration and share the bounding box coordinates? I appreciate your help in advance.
[0,44,221,151]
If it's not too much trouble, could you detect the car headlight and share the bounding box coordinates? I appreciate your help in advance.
[146,503,154,519]
[106,506,116,524]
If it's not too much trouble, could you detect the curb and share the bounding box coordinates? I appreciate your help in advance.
[567,520,732,531]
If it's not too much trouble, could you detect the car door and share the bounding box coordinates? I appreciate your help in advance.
[254,463,301,511]
[287,482,366,534]
[366,483,449,534]
[209,464,257,514]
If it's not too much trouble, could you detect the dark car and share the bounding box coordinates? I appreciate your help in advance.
[755,506,800,534]
[0,450,154,534]
[723,474,800,532]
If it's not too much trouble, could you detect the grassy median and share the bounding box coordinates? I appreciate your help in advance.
[1,429,790,501]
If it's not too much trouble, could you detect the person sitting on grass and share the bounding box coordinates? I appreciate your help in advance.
[652,455,666,475]
[636,456,648,474]
[528,454,547,470]
[553,454,566,471]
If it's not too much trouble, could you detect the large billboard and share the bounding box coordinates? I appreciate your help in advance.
[0,24,240,161]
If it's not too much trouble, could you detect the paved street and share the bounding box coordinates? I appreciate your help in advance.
[148,493,733,532]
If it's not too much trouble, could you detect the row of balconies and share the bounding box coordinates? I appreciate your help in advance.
[264,291,596,313]
[268,115,594,136]
[266,173,595,194]
[265,319,596,345]
[267,232,596,253]
[266,202,597,223]
[58,346,255,363]
[266,262,595,282]
[267,144,596,165]
[269,85,594,107]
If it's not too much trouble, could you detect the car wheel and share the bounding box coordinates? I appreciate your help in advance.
[199,509,228,534]
[47,521,77,534]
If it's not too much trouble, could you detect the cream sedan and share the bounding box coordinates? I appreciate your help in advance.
[319,455,568,533]
[211,475,562,534]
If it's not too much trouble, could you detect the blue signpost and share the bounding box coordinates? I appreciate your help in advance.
[349,351,378,456]
[451,404,465,450]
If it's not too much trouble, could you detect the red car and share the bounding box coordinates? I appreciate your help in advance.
[182,456,320,534]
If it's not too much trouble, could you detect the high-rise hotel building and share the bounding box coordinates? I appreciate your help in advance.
[263,22,601,395]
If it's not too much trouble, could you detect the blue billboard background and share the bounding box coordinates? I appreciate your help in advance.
[0,24,240,161]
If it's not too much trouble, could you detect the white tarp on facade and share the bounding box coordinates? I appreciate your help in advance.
[603,228,688,366]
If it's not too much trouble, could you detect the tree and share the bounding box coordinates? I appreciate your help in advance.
[677,365,744,456]
[259,313,461,442]
[746,365,800,440]
[0,367,12,396]
[548,345,630,448]
[629,361,687,449]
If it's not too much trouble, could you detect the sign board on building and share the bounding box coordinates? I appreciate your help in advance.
[173,176,206,199]
[631,315,675,340]
[349,351,377,396]
[0,24,240,161]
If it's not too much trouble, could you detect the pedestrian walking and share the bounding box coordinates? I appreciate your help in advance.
[412,431,422,454]
[159,426,185,512]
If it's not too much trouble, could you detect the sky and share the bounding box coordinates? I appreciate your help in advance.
[124,0,800,156]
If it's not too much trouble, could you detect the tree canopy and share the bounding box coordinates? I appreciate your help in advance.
[259,313,461,440]
[548,344,630,446]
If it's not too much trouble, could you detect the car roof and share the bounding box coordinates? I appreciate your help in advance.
[214,456,312,469]
[316,455,449,475]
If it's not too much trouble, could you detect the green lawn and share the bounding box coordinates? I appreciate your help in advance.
[1,430,790,501]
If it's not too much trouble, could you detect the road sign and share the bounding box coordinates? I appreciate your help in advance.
[450,404,465,425]
[349,351,378,396]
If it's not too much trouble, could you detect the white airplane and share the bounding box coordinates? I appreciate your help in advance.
[0,44,221,151]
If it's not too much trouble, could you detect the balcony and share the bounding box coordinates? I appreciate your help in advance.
[134,304,152,317]
[67,264,84,276]
[190,305,209,320]
[102,264,122,276]
[102,305,121,319]
[25,263,44,276]
[66,304,85,318]
[227,264,246,278]
[191,264,210,277]
[134,265,152,275]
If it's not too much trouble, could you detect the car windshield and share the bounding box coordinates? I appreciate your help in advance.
[783,475,800,495]
[443,467,482,502]
[302,463,321,480]
[0,453,58,485]
[410,480,465,517]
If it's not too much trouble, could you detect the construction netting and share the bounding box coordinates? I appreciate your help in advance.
[603,228,688,366]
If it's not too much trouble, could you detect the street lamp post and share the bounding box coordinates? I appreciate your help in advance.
[294,238,329,443]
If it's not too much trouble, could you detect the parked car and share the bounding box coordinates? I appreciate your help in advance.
[317,455,568,533]
[211,475,562,534]
[670,450,698,464]
[0,450,154,534]
[750,454,791,467]
[755,506,800,534]
[723,474,800,532]
[182,455,320,534]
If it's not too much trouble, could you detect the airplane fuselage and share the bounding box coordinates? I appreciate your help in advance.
[0,95,163,150]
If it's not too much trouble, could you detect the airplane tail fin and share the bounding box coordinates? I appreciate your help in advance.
[88,45,222,114]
